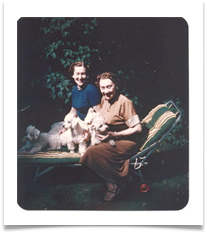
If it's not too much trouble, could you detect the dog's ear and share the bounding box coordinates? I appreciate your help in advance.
[34,129,41,140]
[87,107,94,113]
[26,125,34,134]
[71,117,78,129]
[64,113,71,122]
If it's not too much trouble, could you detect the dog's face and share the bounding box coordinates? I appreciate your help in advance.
[84,108,99,125]
[91,116,108,133]
[25,125,40,141]
[63,114,74,129]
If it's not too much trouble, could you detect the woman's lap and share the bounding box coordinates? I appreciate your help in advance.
[79,140,139,183]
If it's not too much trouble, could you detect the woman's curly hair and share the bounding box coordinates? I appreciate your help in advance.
[95,72,120,89]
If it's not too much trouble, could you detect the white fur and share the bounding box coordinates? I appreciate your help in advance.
[19,125,62,154]
[48,121,64,134]
[65,117,89,155]
[84,107,99,125]
[85,110,116,147]
[52,115,90,154]
[90,115,109,145]
[19,114,90,155]
[19,108,115,155]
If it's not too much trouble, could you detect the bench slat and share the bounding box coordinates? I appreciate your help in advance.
[17,151,81,165]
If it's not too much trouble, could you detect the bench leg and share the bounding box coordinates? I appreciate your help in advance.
[129,167,150,193]
[33,165,55,186]
[130,168,144,182]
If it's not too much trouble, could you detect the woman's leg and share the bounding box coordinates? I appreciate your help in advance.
[104,181,120,202]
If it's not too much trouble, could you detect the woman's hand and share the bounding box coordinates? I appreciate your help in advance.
[96,123,142,142]
[81,130,90,142]
[58,128,67,135]
[136,123,142,133]
[96,132,113,141]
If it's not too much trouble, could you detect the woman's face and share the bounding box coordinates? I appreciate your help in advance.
[72,66,87,87]
[100,78,116,101]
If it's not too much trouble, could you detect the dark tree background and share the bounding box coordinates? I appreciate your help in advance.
[17,17,188,149]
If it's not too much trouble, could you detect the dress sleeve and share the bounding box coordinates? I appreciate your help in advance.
[121,100,140,128]
[87,84,101,107]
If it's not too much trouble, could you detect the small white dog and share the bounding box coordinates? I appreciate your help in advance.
[84,107,99,125]
[48,120,73,151]
[89,115,109,145]
[19,125,62,154]
[63,114,89,156]
[86,110,116,147]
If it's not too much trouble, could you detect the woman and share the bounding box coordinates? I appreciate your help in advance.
[59,61,101,134]
[80,72,142,202]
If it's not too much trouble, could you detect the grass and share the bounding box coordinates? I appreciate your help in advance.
[17,147,189,211]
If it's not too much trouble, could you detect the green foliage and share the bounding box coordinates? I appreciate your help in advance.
[40,17,99,103]
[45,72,74,104]
[18,18,188,154]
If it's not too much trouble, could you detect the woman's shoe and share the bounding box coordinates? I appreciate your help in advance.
[103,186,121,202]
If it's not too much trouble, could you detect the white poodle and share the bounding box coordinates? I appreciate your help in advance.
[86,111,116,147]
[47,114,90,155]
[89,115,109,145]
[63,114,89,156]
[19,125,62,154]
[84,107,99,125]
[47,120,73,151]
